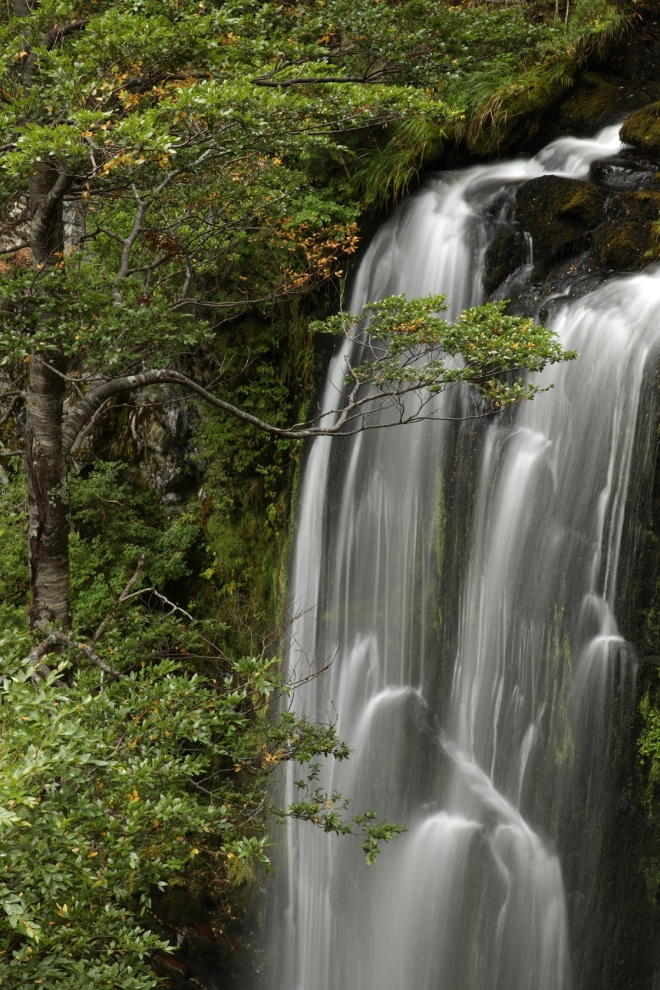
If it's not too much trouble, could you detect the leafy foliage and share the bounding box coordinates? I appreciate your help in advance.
[0,624,403,987]
[312,295,577,431]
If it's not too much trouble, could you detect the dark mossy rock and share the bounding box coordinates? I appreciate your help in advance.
[482,224,527,298]
[615,187,660,222]
[593,220,658,271]
[559,73,638,135]
[621,101,660,156]
[514,176,608,275]
[558,73,660,137]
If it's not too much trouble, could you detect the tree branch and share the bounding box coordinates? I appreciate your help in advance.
[60,363,496,457]
[91,556,145,645]
[111,147,216,305]
[0,241,30,255]
[43,18,89,50]
[47,628,123,678]
[253,71,390,87]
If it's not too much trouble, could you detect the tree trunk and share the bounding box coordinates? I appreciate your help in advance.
[26,353,70,630]
[24,162,73,630]
[14,0,80,630]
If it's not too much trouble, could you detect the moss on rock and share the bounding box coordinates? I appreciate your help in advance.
[465,60,578,157]
[515,175,608,274]
[593,220,659,271]
[559,72,660,136]
[617,187,660,222]
[621,101,660,156]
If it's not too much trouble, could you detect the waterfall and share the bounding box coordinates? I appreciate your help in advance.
[259,123,660,990]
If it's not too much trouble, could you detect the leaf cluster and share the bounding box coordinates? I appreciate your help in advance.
[313,295,577,429]
[0,614,400,987]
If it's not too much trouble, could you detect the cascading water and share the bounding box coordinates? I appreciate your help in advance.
[258,123,660,990]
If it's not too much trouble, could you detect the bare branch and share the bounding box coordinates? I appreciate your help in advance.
[0,240,30,255]
[112,185,148,306]
[92,556,146,645]
[24,635,57,679]
[111,146,216,306]
[60,362,502,458]
[47,628,123,678]
[143,588,194,623]
[253,70,391,87]
[43,18,89,50]
[0,393,22,428]
[42,361,84,399]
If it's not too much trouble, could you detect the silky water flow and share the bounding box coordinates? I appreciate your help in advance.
[258,124,660,990]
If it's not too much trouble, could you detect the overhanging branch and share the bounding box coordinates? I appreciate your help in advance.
[60,364,501,459]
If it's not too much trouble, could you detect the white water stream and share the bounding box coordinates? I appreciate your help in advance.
[259,124,660,990]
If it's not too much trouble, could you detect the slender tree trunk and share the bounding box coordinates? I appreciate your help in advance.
[14,0,75,629]
[24,159,73,629]
[26,353,70,629]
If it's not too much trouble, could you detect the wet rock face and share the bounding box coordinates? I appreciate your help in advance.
[482,224,527,298]
[590,155,660,190]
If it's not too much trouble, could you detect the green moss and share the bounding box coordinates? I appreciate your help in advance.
[594,220,660,271]
[619,189,660,221]
[559,72,633,134]
[193,309,323,650]
[0,468,29,629]
[621,101,660,155]
[515,175,608,274]
[465,60,577,157]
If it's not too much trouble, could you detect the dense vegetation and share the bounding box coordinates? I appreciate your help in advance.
[0,0,629,986]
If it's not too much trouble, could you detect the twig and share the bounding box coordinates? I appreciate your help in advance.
[47,629,123,678]
[92,556,145,644]
[144,589,194,623]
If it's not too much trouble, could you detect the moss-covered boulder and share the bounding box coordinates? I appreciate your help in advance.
[617,187,660,222]
[596,188,660,270]
[558,72,660,135]
[593,220,659,271]
[559,72,639,135]
[465,60,577,157]
[621,101,660,156]
[515,176,608,274]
